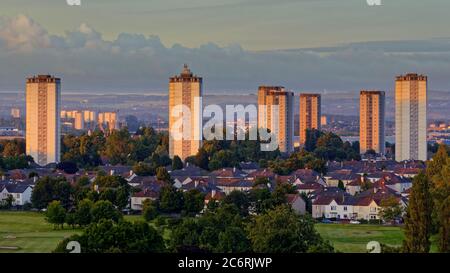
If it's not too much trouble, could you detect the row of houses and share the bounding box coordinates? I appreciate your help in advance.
[0,159,422,221]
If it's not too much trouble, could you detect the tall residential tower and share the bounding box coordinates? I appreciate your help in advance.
[395,73,427,161]
[26,75,61,166]
[360,90,385,155]
[258,86,294,153]
[169,65,203,161]
[299,94,321,145]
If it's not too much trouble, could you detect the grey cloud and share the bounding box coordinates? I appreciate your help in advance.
[0,14,449,93]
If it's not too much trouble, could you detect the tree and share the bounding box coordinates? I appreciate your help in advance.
[426,147,450,252]
[158,186,184,213]
[65,213,77,229]
[46,201,66,229]
[217,226,251,253]
[438,196,450,252]
[156,167,172,183]
[403,172,433,253]
[182,189,205,216]
[195,148,209,170]
[427,144,448,179]
[248,205,333,253]
[31,177,72,209]
[56,161,79,174]
[142,199,159,221]
[132,162,154,176]
[76,199,94,226]
[102,128,131,165]
[54,220,166,253]
[172,155,184,171]
[223,191,250,216]
[337,180,345,191]
[91,200,122,223]
[379,196,403,224]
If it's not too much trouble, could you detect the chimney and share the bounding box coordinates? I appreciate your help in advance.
[360,176,364,183]
[233,167,236,173]
[186,162,189,167]
[195,180,199,188]
[33,176,38,183]
[110,170,114,176]
[211,190,216,198]
[130,170,134,176]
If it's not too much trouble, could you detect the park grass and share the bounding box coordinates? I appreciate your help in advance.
[315,223,405,253]
[0,211,80,253]
[0,211,439,253]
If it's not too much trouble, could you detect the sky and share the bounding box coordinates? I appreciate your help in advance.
[1,0,450,93]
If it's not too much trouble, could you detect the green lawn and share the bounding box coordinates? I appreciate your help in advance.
[0,212,437,253]
[315,223,405,253]
[0,211,80,253]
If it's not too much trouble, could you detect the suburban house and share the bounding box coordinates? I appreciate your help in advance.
[312,185,406,220]
[130,189,159,211]
[0,182,33,206]
[286,194,306,215]
[324,170,359,187]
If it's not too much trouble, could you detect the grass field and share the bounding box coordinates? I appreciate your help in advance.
[0,211,80,253]
[0,211,437,253]
[315,223,405,253]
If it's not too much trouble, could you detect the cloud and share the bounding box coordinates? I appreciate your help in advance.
[0,14,450,93]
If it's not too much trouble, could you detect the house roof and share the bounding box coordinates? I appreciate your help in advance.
[248,169,275,179]
[132,188,159,199]
[211,168,247,178]
[170,165,209,178]
[205,190,225,201]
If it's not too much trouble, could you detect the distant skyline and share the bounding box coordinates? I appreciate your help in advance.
[1,1,450,92]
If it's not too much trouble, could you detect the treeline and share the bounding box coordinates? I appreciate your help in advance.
[53,185,334,253]
[0,139,32,171]
[403,144,449,253]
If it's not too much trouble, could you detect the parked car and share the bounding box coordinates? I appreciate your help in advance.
[350,220,361,224]
[321,219,333,224]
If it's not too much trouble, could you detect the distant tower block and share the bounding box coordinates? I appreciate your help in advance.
[360,91,385,155]
[258,86,294,153]
[299,94,321,145]
[169,65,203,161]
[395,73,428,161]
[26,75,61,166]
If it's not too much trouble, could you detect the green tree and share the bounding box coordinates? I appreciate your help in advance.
[46,201,66,229]
[337,180,345,191]
[132,162,154,176]
[142,199,159,221]
[91,200,122,223]
[54,220,166,253]
[76,199,94,226]
[379,196,403,224]
[65,213,77,229]
[158,186,184,213]
[438,196,450,252]
[182,189,205,216]
[31,177,72,209]
[223,191,250,216]
[248,205,334,253]
[156,167,172,183]
[102,128,132,165]
[172,155,184,170]
[403,172,433,253]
